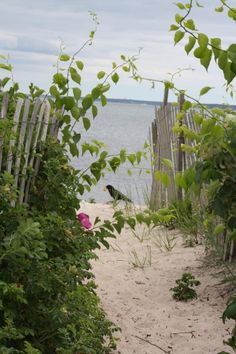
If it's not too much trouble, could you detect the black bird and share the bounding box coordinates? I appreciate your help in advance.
[105,185,132,203]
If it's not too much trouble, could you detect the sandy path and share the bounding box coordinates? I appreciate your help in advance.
[81,202,234,354]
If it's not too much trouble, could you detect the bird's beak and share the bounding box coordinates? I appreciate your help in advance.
[103,186,107,191]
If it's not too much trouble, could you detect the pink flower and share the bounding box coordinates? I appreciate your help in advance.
[76,212,92,230]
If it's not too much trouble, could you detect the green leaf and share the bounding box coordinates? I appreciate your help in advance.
[83,117,91,131]
[0,63,12,71]
[1,77,10,87]
[195,1,203,7]
[183,100,192,111]
[175,13,183,23]
[71,106,81,119]
[228,8,236,21]
[72,132,81,144]
[218,51,228,70]
[215,6,224,12]
[175,172,187,189]
[127,154,136,165]
[127,169,133,176]
[227,44,236,63]
[101,94,107,106]
[210,38,221,60]
[111,72,119,84]
[231,62,236,74]
[82,95,93,110]
[49,85,59,97]
[154,170,170,187]
[100,83,110,93]
[53,73,68,87]
[175,2,185,10]
[97,71,106,79]
[223,61,236,84]
[99,151,108,160]
[193,113,203,126]
[161,158,173,169]
[91,86,101,100]
[200,48,212,70]
[214,223,225,235]
[75,60,84,70]
[184,19,196,30]
[120,149,126,163]
[185,36,196,55]
[223,300,236,323]
[198,33,208,50]
[72,87,81,100]
[109,157,121,172]
[69,142,79,157]
[69,68,81,84]
[199,86,213,96]
[92,105,98,118]
[90,162,101,180]
[63,114,71,124]
[174,30,185,44]
[62,96,75,110]
[193,47,205,59]
[59,54,70,61]
[169,24,179,31]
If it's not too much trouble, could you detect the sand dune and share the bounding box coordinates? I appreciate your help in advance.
[81,202,234,354]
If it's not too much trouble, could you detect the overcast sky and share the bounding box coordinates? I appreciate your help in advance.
[0,0,234,104]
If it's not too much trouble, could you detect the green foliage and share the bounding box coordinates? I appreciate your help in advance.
[0,137,124,353]
[170,272,201,301]
[0,26,143,353]
[171,0,236,83]
[219,295,236,352]
[170,2,236,351]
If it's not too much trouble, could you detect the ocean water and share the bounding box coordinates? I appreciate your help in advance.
[70,101,157,204]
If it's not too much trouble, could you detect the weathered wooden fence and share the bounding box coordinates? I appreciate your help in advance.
[149,91,236,262]
[150,94,198,210]
[0,92,59,205]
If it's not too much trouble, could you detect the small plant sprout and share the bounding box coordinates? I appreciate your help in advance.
[130,224,152,243]
[152,227,177,252]
[130,246,152,269]
[170,272,201,301]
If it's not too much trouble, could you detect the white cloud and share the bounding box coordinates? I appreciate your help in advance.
[0,0,235,103]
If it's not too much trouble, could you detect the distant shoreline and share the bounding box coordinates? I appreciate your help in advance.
[106,97,236,110]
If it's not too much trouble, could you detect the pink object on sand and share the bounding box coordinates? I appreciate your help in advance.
[76,212,92,230]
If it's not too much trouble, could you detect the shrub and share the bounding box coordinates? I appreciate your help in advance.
[170,272,201,301]
[0,138,120,353]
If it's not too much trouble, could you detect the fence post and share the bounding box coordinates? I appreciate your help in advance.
[177,92,185,200]
[163,85,169,107]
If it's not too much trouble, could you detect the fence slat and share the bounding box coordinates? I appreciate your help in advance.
[24,101,46,203]
[13,99,31,191]
[6,98,24,173]
[31,100,51,188]
[19,98,41,203]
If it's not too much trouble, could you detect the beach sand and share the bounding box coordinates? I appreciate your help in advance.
[81,202,234,354]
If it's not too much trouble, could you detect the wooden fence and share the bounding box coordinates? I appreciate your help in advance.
[0,92,59,205]
[150,96,198,210]
[149,92,236,262]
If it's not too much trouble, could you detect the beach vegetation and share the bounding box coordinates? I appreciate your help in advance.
[0,20,148,352]
[170,272,201,301]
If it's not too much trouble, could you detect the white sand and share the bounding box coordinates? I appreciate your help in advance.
[81,202,234,354]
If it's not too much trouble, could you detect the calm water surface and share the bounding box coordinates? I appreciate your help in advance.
[70,102,157,204]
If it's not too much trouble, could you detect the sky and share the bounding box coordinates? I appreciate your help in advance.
[0,0,235,104]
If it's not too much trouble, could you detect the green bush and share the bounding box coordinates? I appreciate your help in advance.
[170,272,201,301]
[0,139,119,353]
